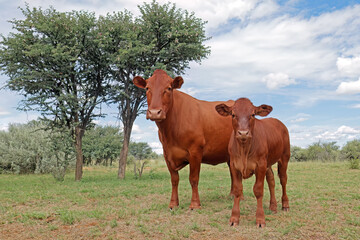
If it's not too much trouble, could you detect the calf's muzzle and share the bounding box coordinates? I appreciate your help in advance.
[236,130,251,142]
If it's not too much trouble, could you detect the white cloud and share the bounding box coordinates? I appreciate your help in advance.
[290,117,308,123]
[351,103,360,108]
[187,4,360,100]
[337,125,360,134]
[337,56,360,76]
[315,125,360,141]
[288,124,360,148]
[132,124,142,134]
[336,78,360,95]
[0,111,11,116]
[250,0,279,20]
[179,87,200,96]
[262,72,296,89]
[167,0,261,30]
[287,113,311,124]
[149,141,163,154]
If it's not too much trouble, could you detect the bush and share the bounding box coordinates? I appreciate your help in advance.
[0,120,74,177]
[341,140,360,169]
[306,141,339,162]
[82,125,123,166]
[128,142,157,178]
[290,146,308,162]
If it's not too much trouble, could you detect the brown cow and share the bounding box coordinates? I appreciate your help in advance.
[133,69,237,209]
[216,98,290,227]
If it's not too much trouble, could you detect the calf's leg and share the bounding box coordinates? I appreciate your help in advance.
[227,161,244,200]
[254,165,267,228]
[266,167,277,213]
[229,164,242,226]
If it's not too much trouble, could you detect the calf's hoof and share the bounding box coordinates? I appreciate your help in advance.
[229,217,239,227]
[282,207,290,212]
[257,223,266,228]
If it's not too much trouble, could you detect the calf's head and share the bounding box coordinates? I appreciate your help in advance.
[215,98,272,175]
[133,69,183,122]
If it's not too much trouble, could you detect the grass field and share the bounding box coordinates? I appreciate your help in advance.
[0,161,359,239]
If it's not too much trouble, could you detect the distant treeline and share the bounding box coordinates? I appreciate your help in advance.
[291,141,360,169]
[0,120,159,178]
[1,120,359,177]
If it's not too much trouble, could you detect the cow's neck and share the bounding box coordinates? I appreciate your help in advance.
[155,90,186,138]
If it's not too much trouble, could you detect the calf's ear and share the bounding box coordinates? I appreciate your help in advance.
[215,103,232,117]
[133,76,147,89]
[255,104,273,117]
[172,76,184,89]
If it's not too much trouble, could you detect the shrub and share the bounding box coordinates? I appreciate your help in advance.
[0,120,74,177]
[341,140,360,169]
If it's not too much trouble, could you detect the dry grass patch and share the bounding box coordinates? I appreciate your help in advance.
[0,162,359,239]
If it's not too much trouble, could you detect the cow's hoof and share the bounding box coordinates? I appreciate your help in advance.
[229,217,239,227]
[169,202,179,210]
[257,223,266,228]
[282,207,290,212]
[189,203,201,210]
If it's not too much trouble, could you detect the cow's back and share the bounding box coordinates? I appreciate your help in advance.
[159,90,233,165]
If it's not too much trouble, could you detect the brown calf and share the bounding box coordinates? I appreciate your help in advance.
[133,69,236,209]
[216,98,290,227]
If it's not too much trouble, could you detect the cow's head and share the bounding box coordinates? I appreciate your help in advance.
[133,69,183,122]
[215,98,272,175]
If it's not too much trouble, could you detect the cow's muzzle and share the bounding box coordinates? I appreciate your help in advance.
[146,109,166,121]
[236,130,252,143]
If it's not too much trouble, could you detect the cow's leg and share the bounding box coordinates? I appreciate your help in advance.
[278,155,290,211]
[266,167,277,213]
[228,161,244,200]
[254,163,267,228]
[229,163,242,226]
[188,152,202,210]
[165,160,180,209]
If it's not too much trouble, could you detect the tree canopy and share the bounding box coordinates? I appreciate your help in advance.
[106,0,211,179]
[0,6,112,180]
[0,2,211,180]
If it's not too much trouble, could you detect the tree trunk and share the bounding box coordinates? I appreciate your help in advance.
[75,126,85,181]
[116,72,146,179]
[118,122,132,179]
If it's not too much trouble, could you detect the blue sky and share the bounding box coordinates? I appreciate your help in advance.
[1,0,360,153]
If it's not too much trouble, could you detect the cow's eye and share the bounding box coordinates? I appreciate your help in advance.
[251,114,255,118]
[145,87,149,91]
[232,113,236,118]
[167,87,172,91]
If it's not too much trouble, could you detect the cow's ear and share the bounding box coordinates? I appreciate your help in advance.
[255,104,272,117]
[172,76,184,89]
[133,76,147,89]
[215,103,232,117]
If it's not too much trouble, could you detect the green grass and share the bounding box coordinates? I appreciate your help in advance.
[0,161,359,239]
